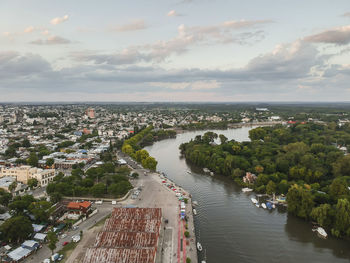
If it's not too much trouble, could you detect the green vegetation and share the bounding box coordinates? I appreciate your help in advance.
[180,123,350,238]
[47,165,133,199]
[47,231,58,255]
[0,216,33,243]
[122,126,158,170]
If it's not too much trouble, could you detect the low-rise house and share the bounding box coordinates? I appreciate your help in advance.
[67,201,92,215]
[243,172,257,184]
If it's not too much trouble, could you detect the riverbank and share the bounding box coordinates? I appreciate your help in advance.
[172,121,283,134]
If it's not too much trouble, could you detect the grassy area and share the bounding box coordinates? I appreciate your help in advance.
[57,242,78,263]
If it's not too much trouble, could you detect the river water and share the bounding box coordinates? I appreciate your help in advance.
[145,127,350,263]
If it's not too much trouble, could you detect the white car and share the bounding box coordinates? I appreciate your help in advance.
[43,259,50,263]
[60,234,67,239]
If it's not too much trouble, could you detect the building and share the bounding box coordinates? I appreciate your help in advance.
[86,108,95,119]
[83,208,162,263]
[0,176,15,192]
[67,201,92,215]
[0,165,55,186]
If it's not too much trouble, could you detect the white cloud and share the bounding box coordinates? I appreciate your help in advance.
[50,15,69,25]
[111,20,147,32]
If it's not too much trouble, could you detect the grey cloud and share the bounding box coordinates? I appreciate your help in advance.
[111,20,147,32]
[304,25,350,45]
[0,51,51,78]
[30,36,71,45]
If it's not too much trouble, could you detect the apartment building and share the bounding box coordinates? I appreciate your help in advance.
[0,165,56,187]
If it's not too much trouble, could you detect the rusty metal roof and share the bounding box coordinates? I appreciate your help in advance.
[83,248,156,263]
[83,208,162,263]
[110,208,162,220]
[103,218,161,233]
[94,231,158,248]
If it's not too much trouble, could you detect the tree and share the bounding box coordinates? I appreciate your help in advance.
[49,192,62,203]
[27,152,38,167]
[266,181,276,195]
[8,181,17,192]
[0,189,12,206]
[219,134,228,144]
[142,156,157,171]
[329,177,349,201]
[46,158,55,167]
[91,183,106,197]
[135,149,149,163]
[202,132,218,144]
[47,231,58,255]
[310,204,334,229]
[332,199,350,237]
[22,139,31,148]
[27,178,38,189]
[131,172,139,179]
[286,184,314,219]
[249,127,266,141]
[0,216,33,243]
[28,200,52,222]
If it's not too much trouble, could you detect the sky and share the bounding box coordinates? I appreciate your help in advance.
[1,0,350,102]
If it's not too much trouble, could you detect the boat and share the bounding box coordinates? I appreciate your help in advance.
[242,187,253,193]
[193,209,197,215]
[197,242,203,251]
[272,204,276,209]
[203,168,210,173]
[210,172,214,176]
[266,202,273,210]
[315,227,328,238]
[251,198,258,204]
[192,201,198,206]
[255,203,260,208]
[261,203,267,209]
[187,170,192,174]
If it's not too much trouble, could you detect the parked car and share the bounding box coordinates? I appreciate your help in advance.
[43,259,50,263]
[62,241,69,246]
[60,234,67,239]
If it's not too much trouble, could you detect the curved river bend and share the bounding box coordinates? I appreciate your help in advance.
[145,127,350,263]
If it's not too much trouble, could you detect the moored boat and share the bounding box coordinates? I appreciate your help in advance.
[261,203,267,209]
[255,203,260,208]
[197,242,203,251]
[242,187,253,193]
[193,209,197,215]
[315,227,327,238]
[251,197,258,204]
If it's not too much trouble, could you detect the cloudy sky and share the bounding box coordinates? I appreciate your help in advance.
[1,0,350,102]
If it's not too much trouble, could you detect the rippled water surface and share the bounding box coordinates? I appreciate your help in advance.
[145,127,350,263]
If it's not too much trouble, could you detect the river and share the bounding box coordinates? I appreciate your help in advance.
[145,127,350,263]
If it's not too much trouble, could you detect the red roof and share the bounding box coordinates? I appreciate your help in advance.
[67,201,91,210]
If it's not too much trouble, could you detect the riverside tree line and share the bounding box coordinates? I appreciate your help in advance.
[179,123,350,238]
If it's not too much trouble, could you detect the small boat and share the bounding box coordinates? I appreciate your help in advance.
[242,187,253,193]
[192,201,198,206]
[251,198,258,204]
[255,203,260,208]
[315,227,328,238]
[272,204,276,209]
[266,202,273,210]
[203,168,210,173]
[261,203,267,209]
[210,172,214,176]
[193,209,197,215]
[197,242,203,251]
[187,170,192,174]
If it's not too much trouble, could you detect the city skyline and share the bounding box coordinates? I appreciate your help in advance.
[1,0,350,102]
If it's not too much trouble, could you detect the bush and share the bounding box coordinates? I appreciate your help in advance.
[184,231,190,238]
[186,258,191,263]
